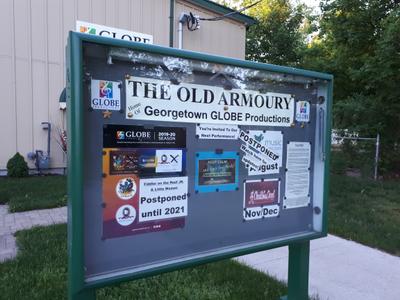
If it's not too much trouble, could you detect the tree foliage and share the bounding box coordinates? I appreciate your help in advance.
[244,0,309,65]
[216,0,310,65]
[217,0,400,172]
[303,0,400,171]
[312,0,399,100]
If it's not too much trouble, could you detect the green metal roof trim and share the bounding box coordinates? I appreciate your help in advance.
[187,0,257,26]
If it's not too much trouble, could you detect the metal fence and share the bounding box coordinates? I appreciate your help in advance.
[332,130,380,180]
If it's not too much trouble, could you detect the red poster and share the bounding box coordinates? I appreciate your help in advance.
[243,179,280,220]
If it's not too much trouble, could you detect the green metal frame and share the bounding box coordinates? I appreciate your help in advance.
[67,32,333,300]
[67,33,94,300]
[169,0,175,47]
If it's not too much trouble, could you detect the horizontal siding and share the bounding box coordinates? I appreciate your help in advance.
[0,0,246,170]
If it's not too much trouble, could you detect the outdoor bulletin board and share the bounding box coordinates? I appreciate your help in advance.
[67,32,332,297]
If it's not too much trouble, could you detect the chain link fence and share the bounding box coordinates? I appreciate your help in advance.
[330,130,380,179]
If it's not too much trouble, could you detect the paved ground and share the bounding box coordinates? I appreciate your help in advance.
[0,205,67,262]
[236,235,400,300]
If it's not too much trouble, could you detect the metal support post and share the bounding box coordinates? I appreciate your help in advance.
[374,133,380,181]
[281,240,310,300]
[69,288,96,300]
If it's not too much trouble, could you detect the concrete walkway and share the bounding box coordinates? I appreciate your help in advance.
[0,204,67,262]
[236,235,400,300]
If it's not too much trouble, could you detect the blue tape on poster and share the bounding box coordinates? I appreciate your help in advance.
[195,151,239,193]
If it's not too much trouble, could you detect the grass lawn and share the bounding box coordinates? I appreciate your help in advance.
[0,224,289,300]
[0,176,66,212]
[329,174,400,256]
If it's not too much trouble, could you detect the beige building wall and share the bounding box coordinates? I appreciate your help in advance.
[0,0,247,171]
[174,1,246,59]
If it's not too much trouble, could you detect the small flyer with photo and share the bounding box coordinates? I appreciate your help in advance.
[109,149,185,176]
[195,151,239,193]
[243,179,280,221]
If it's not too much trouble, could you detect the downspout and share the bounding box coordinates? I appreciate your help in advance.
[178,14,184,49]
[178,13,189,49]
[169,0,175,47]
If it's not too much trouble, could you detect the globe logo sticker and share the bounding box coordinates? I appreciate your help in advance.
[99,81,113,98]
[79,26,96,35]
[116,131,125,140]
[116,177,137,200]
[295,100,310,122]
[115,205,136,226]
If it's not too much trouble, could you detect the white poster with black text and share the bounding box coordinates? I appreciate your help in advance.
[246,130,283,175]
[125,76,295,127]
[139,177,188,222]
[196,124,239,140]
[284,142,311,209]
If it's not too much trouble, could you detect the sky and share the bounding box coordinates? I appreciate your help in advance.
[294,0,321,13]
[297,0,320,8]
[291,0,320,12]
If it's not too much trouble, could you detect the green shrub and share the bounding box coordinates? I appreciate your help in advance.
[6,152,29,177]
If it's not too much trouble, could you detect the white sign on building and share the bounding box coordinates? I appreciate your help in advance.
[76,21,153,44]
